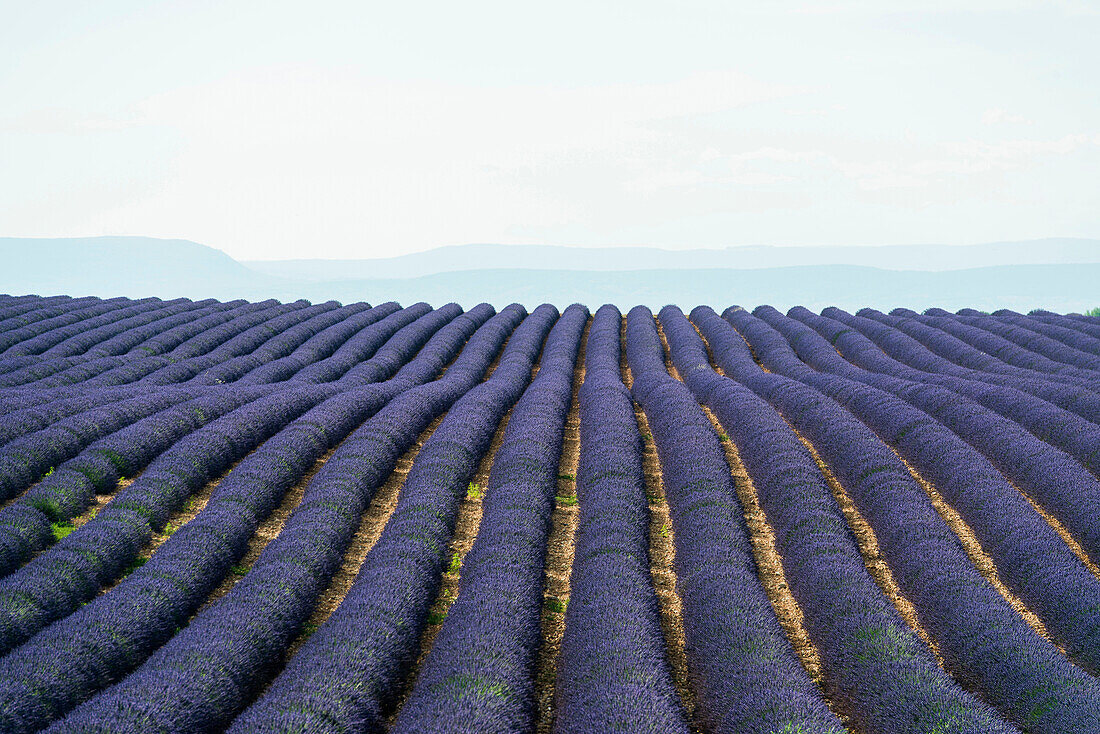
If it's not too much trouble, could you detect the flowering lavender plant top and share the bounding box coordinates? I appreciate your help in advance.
[1,293,1099,731]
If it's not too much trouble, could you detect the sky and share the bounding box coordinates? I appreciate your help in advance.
[1,1,1098,261]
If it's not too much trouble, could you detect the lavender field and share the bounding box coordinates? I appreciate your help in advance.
[2,292,1100,733]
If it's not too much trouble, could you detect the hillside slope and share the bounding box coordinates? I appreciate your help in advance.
[1,236,1095,311]
[245,238,1100,279]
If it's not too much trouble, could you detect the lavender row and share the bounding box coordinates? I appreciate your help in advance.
[991,309,1100,359]
[0,298,222,386]
[3,297,183,358]
[0,300,478,659]
[0,388,201,503]
[0,297,156,355]
[726,307,1100,677]
[885,309,1100,387]
[787,307,1100,567]
[0,391,139,447]
[7,298,289,389]
[230,303,565,732]
[853,307,1100,393]
[818,307,1100,428]
[0,297,312,396]
[0,296,100,339]
[234,301,398,384]
[279,302,432,383]
[37,298,218,359]
[0,385,278,577]
[0,384,403,733]
[1030,309,1100,344]
[31,299,298,390]
[80,297,249,358]
[133,299,336,387]
[620,306,844,734]
[0,303,496,733]
[692,306,1100,732]
[944,309,1100,373]
[125,297,266,356]
[0,384,323,657]
[114,300,427,390]
[49,303,515,732]
[0,300,309,448]
[0,298,306,397]
[183,300,351,385]
[0,298,258,388]
[661,306,1010,733]
[389,304,585,733]
[552,304,689,733]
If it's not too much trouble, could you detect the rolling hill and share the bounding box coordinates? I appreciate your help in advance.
[1,236,1096,311]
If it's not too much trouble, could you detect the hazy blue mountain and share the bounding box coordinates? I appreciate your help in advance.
[0,236,282,298]
[1,236,1096,312]
[244,238,1100,279]
[271,264,1100,313]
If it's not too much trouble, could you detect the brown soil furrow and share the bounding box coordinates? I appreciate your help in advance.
[656,315,852,726]
[690,313,939,660]
[277,313,512,632]
[792,310,1100,583]
[687,314,1066,667]
[387,329,542,724]
[794,432,946,666]
[285,413,446,660]
[198,446,337,612]
[699,404,863,730]
[622,316,697,728]
[97,468,227,598]
[534,316,588,734]
[138,440,276,565]
[635,400,697,728]
[700,405,829,685]
[8,474,138,574]
[72,477,133,530]
[897,453,1058,647]
[1010,478,1100,579]
[387,406,508,723]
[653,317,682,382]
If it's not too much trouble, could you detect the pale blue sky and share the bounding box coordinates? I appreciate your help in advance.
[1,1,1097,260]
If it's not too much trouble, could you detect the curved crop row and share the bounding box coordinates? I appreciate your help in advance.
[0,303,498,734]
[0,388,200,502]
[551,304,689,733]
[1,297,170,357]
[690,305,1100,732]
[992,309,1100,359]
[660,306,1012,733]
[37,298,216,360]
[0,297,136,356]
[230,303,569,732]
[0,384,278,576]
[0,385,318,656]
[947,310,1100,373]
[855,308,1099,391]
[0,298,233,387]
[786,307,1100,565]
[388,304,587,733]
[234,301,396,384]
[619,306,844,734]
[889,309,1100,386]
[46,303,517,732]
[726,307,1100,677]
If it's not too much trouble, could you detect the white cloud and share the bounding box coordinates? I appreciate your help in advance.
[982,108,1032,125]
[58,66,808,257]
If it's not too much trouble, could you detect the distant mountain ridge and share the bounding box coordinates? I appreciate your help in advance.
[0,236,284,297]
[1,236,1097,312]
[244,238,1100,280]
